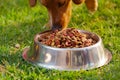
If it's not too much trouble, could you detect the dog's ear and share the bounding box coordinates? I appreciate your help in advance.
[72,0,85,5]
[85,0,98,12]
[29,0,37,7]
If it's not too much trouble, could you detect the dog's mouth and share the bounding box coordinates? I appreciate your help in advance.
[52,24,62,30]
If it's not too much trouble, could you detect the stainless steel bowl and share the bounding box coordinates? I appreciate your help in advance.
[22,29,112,71]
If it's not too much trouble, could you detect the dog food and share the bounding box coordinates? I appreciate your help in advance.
[38,28,97,48]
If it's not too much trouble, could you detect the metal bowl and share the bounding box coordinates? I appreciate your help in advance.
[22,29,112,71]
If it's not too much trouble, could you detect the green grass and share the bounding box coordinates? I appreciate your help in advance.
[0,0,120,80]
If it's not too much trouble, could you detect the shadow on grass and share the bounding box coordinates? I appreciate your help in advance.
[0,43,119,79]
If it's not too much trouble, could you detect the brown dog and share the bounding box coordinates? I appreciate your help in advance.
[29,0,98,30]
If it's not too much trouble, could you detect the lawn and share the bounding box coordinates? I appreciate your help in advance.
[0,0,120,80]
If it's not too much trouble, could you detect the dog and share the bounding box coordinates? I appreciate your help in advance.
[29,0,98,30]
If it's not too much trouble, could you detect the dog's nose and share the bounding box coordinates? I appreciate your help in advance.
[52,24,62,30]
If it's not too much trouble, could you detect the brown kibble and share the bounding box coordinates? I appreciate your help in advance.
[38,28,97,48]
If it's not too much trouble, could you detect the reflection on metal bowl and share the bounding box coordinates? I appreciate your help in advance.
[22,29,112,71]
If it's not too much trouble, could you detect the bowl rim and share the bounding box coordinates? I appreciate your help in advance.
[34,29,102,50]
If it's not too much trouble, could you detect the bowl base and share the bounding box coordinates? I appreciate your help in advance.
[22,47,112,71]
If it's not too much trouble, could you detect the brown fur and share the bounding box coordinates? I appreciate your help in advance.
[29,0,98,30]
